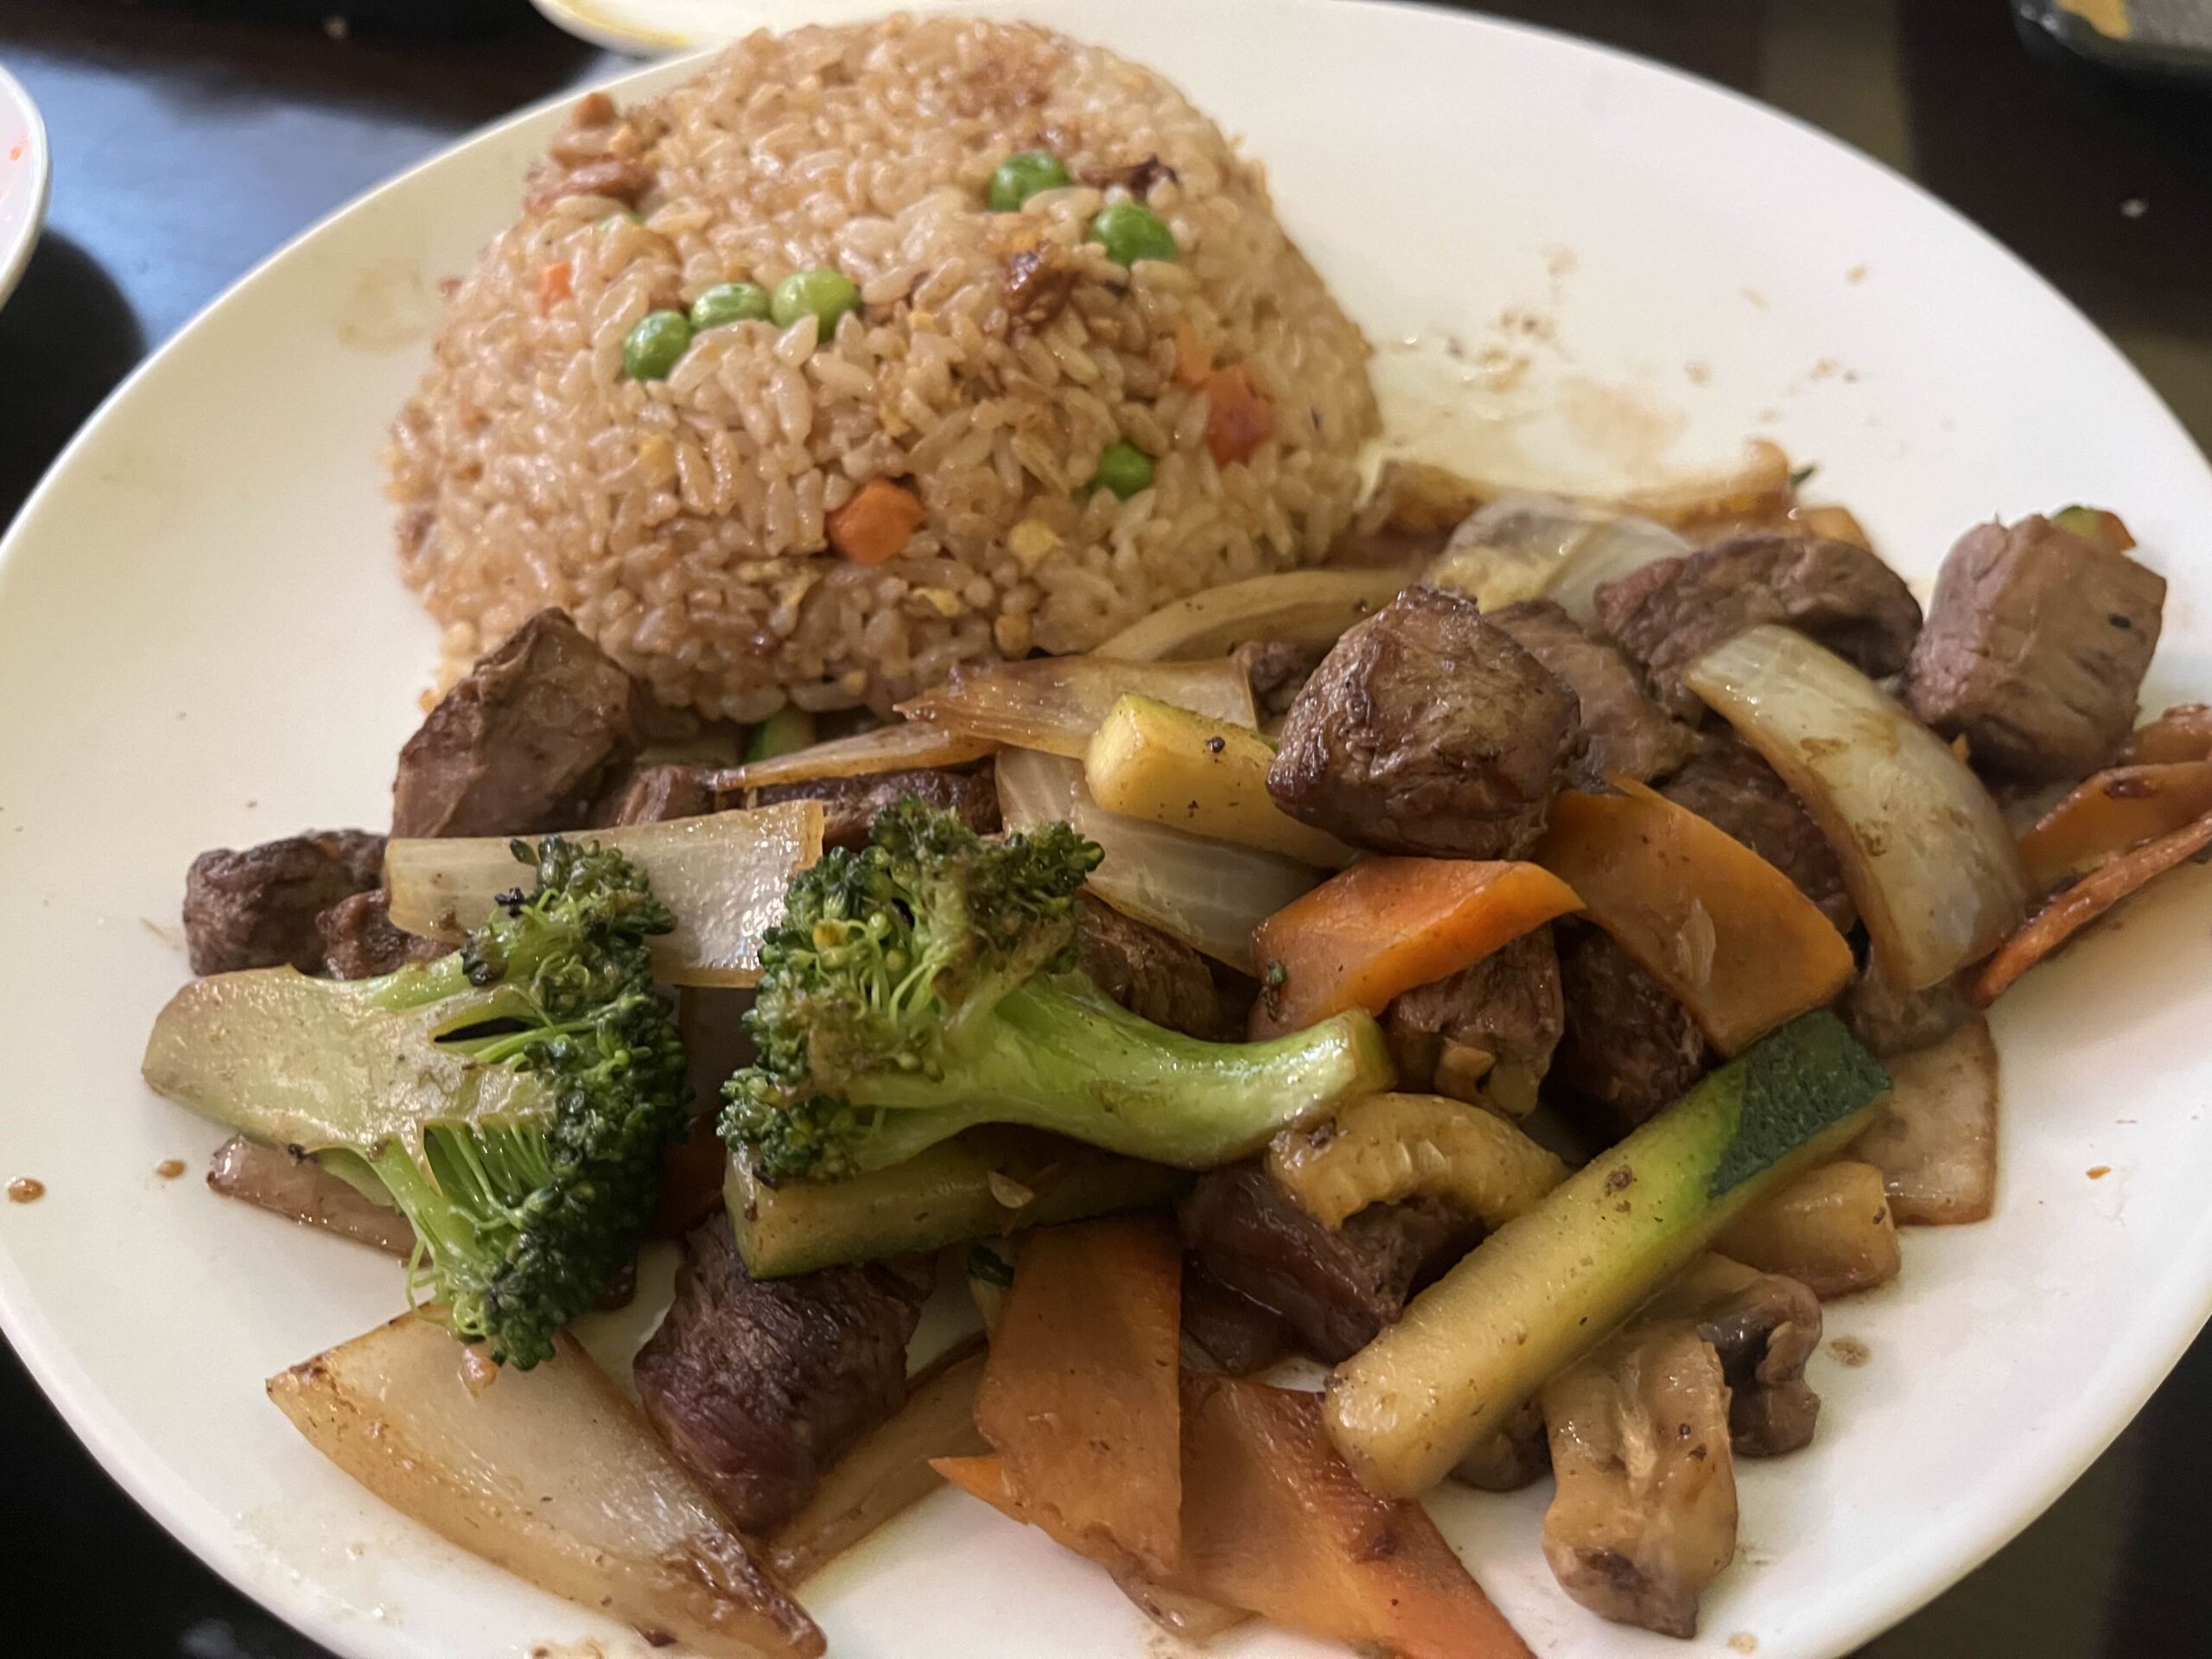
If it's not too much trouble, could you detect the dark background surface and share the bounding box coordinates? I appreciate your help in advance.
[2,3,2209,1656]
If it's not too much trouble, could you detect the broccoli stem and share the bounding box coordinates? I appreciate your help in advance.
[836,979,1394,1173]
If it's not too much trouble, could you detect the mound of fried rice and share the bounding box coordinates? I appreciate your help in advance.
[387,15,1379,720]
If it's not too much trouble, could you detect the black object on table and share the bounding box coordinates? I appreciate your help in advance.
[2,3,2209,1656]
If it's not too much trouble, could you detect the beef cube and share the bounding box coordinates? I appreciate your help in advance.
[393,609,646,839]
[316,889,442,981]
[1553,924,1709,1138]
[1902,514,2164,782]
[1658,738,1855,932]
[632,1215,923,1535]
[1179,1162,1480,1363]
[1384,926,1563,1117]
[182,830,385,976]
[1268,585,1580,859]
[1490,599,1695,787]
[589,763,728,828]
[1077,894,1234,1039]
[1595,532,1922,717]
[1233,639,1329,721]
[735,762,1001,852]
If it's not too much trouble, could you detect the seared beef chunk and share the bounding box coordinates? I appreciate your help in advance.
[1554,925,1708,1137]
[182,830,385,976]
[1491,600,1694,787]
[1233,639,1329,721]
[1659,739,1855,932]
[633,1215,923,1535]
[316,889,441,981]
[393,609,646,839]
[1077,895,1234,1039]
[1384,926,1564,1117]
[1179,1162,1480,1363]
[1846,963,1973,1057]
[590,762,726,828]
[1595,532,1922,718]
[737,762,1001,852]
[1268,585,1580,860]
[1179,1262,1293,1376]
[1902,514,2165,782]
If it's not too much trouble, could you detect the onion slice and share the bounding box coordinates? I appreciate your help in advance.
[386,802,823,988]
[1685,625,2027,991]
[1428,497,1688,626]
[898,655,1256,758]
[727,722,995,789]
[1972,808,2212,1007]
[1096,569,1414,661]
[2017,762,2212,893]
[996,747,1318,974]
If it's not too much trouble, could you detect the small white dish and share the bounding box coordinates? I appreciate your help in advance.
[0,60,48,308]
[1,5,2209,1658]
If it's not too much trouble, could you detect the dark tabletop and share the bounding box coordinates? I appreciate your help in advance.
[3,3,2209,1656]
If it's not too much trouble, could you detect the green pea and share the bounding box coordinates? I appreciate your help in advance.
[988,149,1071,212]
[1090,441,1154,499]
[771,269,861,335]
[622,309,694,380]
[1088,200,1177,266]
[690,282,772,330]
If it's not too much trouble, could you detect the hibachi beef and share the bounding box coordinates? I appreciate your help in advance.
[392,609,646,839]
[1077,895,1234,1039]
[1268,585,1580,859]
[1902,514,2164,782]
[632,1214,923,1535]
[1595,532,1921,718]
[1179,1162,1479,1363]
[1384,926,1564,1117]
[316,889,442,980]
[1490,600,1694,787]
[736,762,1001,852]
[1233,639,1329,721]
[182,830,385,976]
[1658,739,1855,933]
[590,762,727,828]
[1553,925,1709,1137]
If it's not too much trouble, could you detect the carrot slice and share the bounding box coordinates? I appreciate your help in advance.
[1173,319,1213,388]
[1974,809,2212,1006]
[1180,1376,1534,1659]
[2121,703,2212,766]
[974,1217,1182,1580]
[2017,762,2212,893]
[1534,782,1854,1055]
[1204,364,1275,465]
[826,478,925,565]
[536,261,572,313]
[1249,858,1581,1039]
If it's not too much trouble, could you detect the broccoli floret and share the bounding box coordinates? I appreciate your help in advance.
[143,838,690,1369]
[720,800,1394,1184]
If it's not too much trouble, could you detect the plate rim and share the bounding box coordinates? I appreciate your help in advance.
[0,58,50,309]
[2,5,2209,1657]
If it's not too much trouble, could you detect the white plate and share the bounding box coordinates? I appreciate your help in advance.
[3,4,2210,1657]
[0,60,48,308]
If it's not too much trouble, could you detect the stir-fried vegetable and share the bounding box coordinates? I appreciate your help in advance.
[1096,567,1412,660]
[1617,437,1796,534]
[2121,703,2212,765]
[1250,856,1581,1038]
[725,1129,1189,1277]
[1428,497,1687,624]
[1327,1013,1890,1497]
[385,801,824,988]
[975,1217,1184,1578]
[897,654,1256,758]
[1534,782,1855,1055]
[2017,761,2212,893]
[1973,807,2212,1006]
[998,746,1319,972]
[769,1339,988,1585]
[728,721,995,788]
[1266,1091,1567,1229]
[719,801,1389,1181]
[1716,1160,1901,1298]
[1853,1014,1999,1224]
[271,1315,822,1658]
[1085,695,1356,867]
[1685,625,2028,991]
